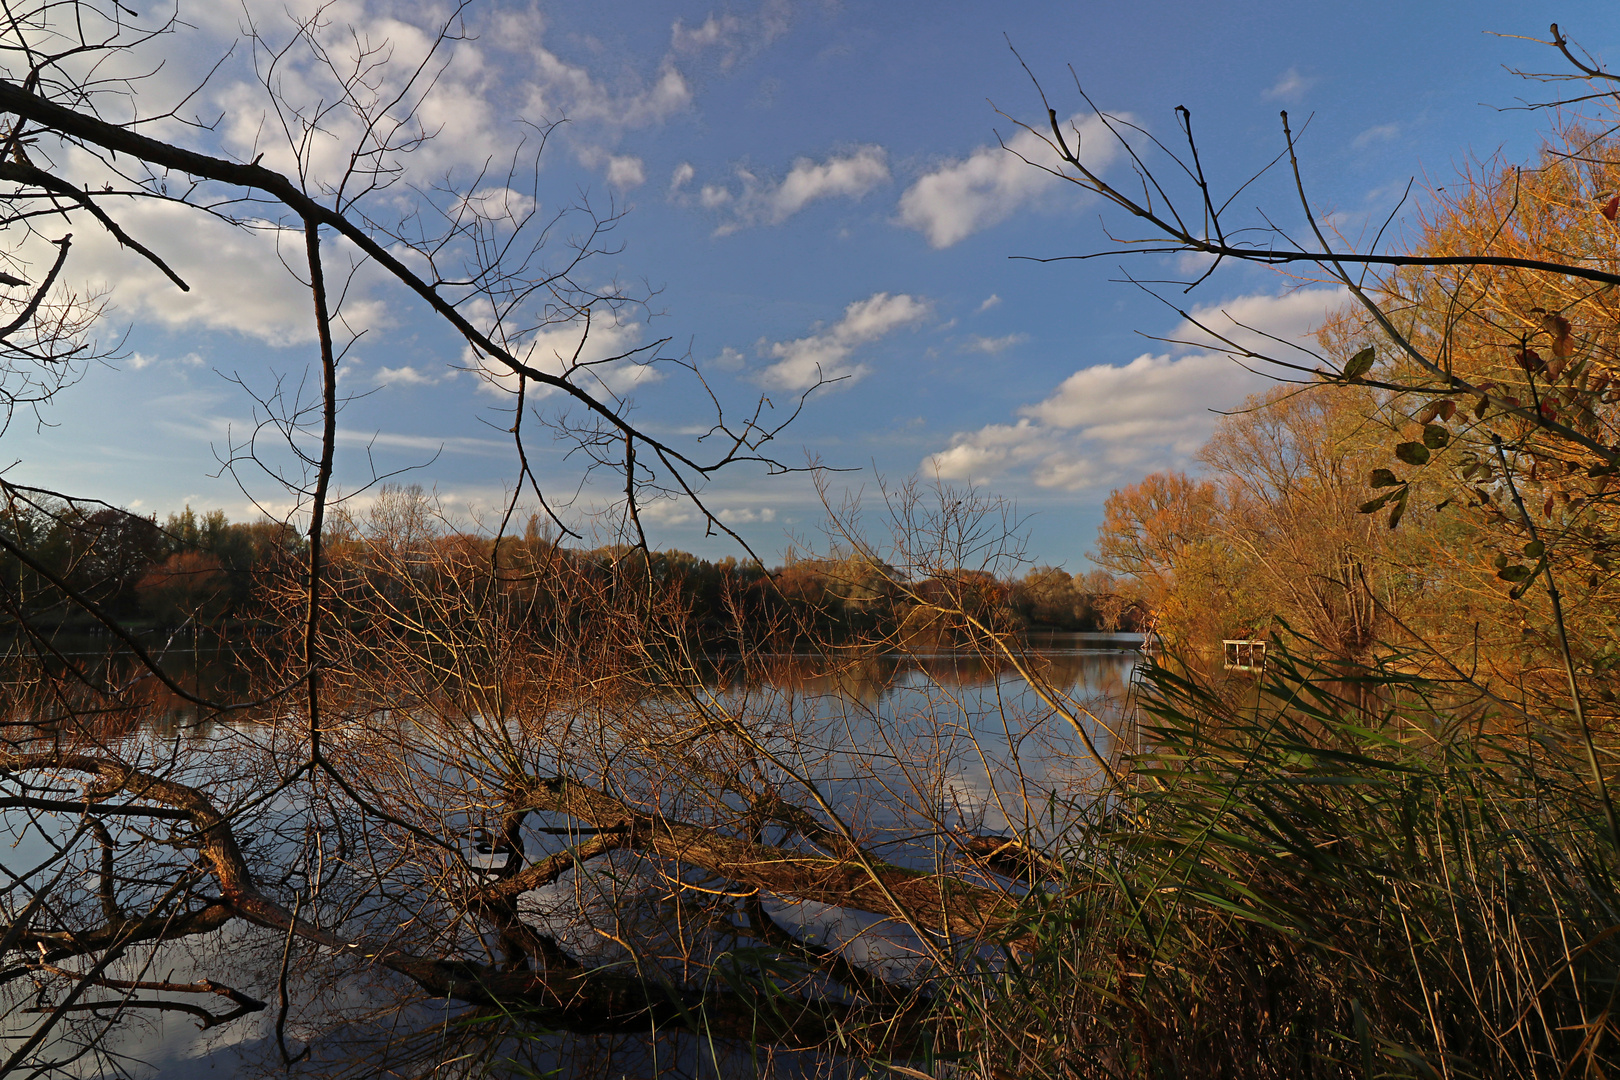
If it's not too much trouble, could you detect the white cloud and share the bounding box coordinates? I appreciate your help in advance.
[333,429,505,456]
[977,294,1002,313]
[964,333,1026,355]
[1175,250,1219,277]
[898,113,1118,248]
[606,154,646,189]
[573,147,650,190]
[706,147,890,234]
[374,364,442,387]
[1352,123,1400,149]
[635,499,696,527]
[669,2,791,70]
[472,313,658,401]
[718,506,777,524]
[759,292,929,391]
[160,3,709,204]
[68,195,386,346]
[1164,287,1352,358]
[1263,67,1313,102]
[672,13,738,53]
[670,162,696,194]
[925,418,1070,485]
[461,186,539,221]
[923,287,1346,491]
[524,35,692,130]
[202,3,517,190]
[125,351,200,371]
[199,3,701,209]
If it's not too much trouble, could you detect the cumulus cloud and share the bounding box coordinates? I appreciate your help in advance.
[605,154,646,189]
[923,287,1346,491]
[199,3,522,190]
[460,186,539,221]
[572,146,651,190]
[200,2,709,216]
[759,292,929,391]
[718,506,777,524]
[670,161,696,194]
[977,294,1002,313]
[898,113,1118,248]
[471,313,658,401]
[635,499,696,527]
[170,1,720,205]
[702,146,890,234]
[374,364,442,387]
[68,195,386,346]
[1163,287,1354,358]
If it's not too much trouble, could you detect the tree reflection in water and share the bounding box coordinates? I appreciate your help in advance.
[3,636,1136,1078]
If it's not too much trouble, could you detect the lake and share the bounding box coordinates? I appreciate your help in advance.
[1,636,1141,1077]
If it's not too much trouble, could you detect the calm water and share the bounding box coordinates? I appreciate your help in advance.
[3,638,1142,1077]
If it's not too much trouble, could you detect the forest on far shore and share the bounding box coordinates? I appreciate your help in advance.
[1,494,1143,645]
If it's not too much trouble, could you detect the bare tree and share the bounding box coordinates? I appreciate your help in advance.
[0,7,1109,1077]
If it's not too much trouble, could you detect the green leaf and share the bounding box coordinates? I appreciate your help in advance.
[1493,553,1510,570]
[1523,539,1545,558]
[1394,441,1431,466]
[1358,490,1397,514]
[1421,423,1450,449]
[1342,346,1376,381]
[1387,488,1410,530]
[1369,468,1402,489]
[1498,565,1532,583]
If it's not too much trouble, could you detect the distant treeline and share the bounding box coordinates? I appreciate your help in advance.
[0,499,1141,642]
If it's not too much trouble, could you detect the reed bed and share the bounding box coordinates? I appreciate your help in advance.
[948,642,1620,1079]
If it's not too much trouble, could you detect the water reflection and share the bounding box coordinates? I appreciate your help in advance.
[716,642,1139,840]
[5,638,1142,1078]
[711,642,1138,705]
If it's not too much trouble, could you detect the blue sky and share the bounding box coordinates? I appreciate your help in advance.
[6,0,1613,568]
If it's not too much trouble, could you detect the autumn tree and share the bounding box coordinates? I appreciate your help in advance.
[1015,24,1620,704]
[1092,470,1247,653]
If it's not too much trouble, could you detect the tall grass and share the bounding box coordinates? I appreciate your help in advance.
[957,641,1620,1079]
